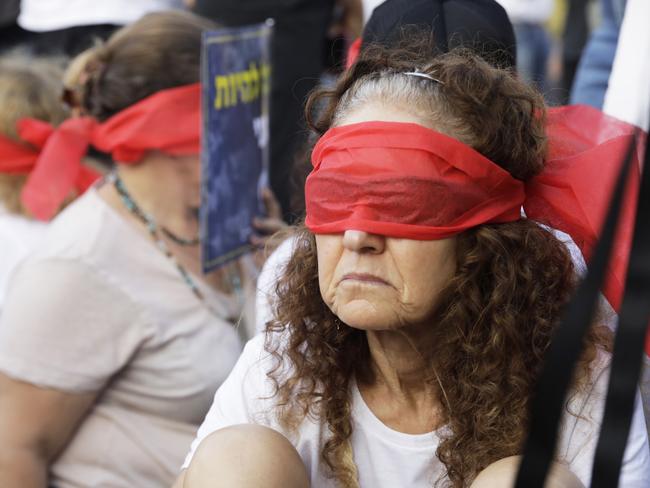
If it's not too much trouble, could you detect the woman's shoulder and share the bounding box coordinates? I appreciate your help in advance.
[0,253,150,392]
[36,188,113,261]
[240,333,273,369]
[212,330,305,423]
[255,233,299,332]
[260,234,298,281]
[568,349,612,415]
[237,332,287,387]
[37,188,162,285]
[184,330,324,471]
[184,334,283,459]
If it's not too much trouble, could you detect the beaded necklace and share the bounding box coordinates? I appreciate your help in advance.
[110,172,241,311]
[114,174,200,246]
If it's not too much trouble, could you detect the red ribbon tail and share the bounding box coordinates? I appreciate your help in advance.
[526,106,647,353]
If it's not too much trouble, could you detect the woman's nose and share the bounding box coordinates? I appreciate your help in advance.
[342,230,386,254]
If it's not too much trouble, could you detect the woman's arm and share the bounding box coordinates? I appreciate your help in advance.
[0,259,147,487]
[0,374,96,487]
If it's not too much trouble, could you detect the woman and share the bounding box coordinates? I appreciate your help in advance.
[0,11,277,488]
[177,44,650,487]
[0,58,95,315]
[254,0,520,335]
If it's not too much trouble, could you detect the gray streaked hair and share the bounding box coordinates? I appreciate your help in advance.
[331,70,474,146]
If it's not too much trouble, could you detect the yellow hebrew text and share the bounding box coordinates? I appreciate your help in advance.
[214,62,271,110]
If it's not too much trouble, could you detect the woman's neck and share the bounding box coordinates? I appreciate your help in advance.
[115,156,198,236]
[97,153,241,295]
[359,326,443,434]
[365,327,432,397]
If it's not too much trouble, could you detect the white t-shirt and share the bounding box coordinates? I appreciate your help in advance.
[0,188,254,488]
[183,334,650,487]
[255,236,295,334]
[0,205,47,316]
[18,0,184,32]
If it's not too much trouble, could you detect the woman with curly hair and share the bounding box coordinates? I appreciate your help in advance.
[175,42,650,488]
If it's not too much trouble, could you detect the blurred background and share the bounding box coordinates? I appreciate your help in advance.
[0,0,624,106]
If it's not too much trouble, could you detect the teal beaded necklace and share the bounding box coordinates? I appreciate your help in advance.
[110,172,210,304]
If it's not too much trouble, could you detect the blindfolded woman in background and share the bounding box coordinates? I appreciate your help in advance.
[0,11,275,488]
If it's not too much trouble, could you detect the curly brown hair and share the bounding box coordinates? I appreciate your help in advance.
[266,40,611,488]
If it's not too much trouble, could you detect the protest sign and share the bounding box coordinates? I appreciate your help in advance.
[200,21,273,272]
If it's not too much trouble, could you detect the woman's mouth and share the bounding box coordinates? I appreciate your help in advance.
[341,273,391,286]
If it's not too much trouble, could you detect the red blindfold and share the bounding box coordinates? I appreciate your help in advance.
[306,122,524,239]
[19,82,201,221]
[305,105,642,315]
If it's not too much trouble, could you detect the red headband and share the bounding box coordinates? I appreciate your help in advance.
[305,105,641,314]
[20,82,201,221]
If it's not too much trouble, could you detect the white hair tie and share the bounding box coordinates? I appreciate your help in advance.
[403,71,444,85]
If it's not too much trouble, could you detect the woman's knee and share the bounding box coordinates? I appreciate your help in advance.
[470,456,584,488]
[184,424,309,488]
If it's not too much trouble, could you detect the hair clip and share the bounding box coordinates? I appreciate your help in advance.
[403,71,444,85]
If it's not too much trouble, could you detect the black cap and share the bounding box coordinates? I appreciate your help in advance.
[362,0,516,69]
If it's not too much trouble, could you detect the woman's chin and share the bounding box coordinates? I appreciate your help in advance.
[335,303,404,331]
